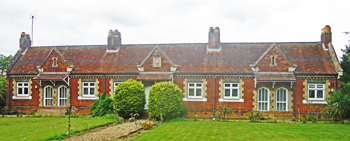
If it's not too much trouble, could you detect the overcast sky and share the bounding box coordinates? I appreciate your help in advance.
[0,0,349,60]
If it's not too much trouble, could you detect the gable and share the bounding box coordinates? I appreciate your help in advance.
[137,46,178,72]
[39,48,70,72]
[250,44,296,72]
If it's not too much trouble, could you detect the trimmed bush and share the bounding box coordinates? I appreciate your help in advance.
[113,79,145,118]
[148,81,186,121]
[90,94,114,116]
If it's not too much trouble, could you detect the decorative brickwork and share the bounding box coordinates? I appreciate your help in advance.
[182,78,207,99]
[218,79,244,100]
[78,79,82,96]
[39,88,43,106]
[12,79,16,97]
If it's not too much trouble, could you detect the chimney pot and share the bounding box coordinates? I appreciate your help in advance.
[321,25,332,49]
[19,32,31,52]
[208,27,221,51]
[108,29,122,51]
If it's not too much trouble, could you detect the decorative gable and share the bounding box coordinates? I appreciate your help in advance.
[137,46,178,72]
[250,44,296,72]
[37,47,74,73]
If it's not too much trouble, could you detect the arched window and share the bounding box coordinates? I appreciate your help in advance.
[44,86,53,107]
[58,86,68,107]
[276,88,288,111]
[258,88,269,111]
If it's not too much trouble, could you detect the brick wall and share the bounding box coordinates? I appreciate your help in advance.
[257,48,290,72]
[42,51,68,72]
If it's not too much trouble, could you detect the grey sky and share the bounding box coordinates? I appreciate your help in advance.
[0,0,349,60]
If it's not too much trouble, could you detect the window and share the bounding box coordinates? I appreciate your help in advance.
[52,57,58,67]
[83,82,95,96]
[44,86,53,107]
[308,84,324,100]
[17,82,29,96]
[258,88,269,111]
[188,82,202,98]
[58,86,67,107]
[270,55,277,66]
[113,82,121,94]
[276,88,288,111]
[224,83,239,98]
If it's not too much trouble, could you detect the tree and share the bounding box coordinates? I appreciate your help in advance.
[324,90,350,124]
[341,32,350,83]
[0,54,13,76]
[148,81,186,121]
[0,76,6,108]
[113,79,145,118]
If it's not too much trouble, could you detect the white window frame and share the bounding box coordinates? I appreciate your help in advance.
[188,82,203,98]
[308,84,325,100]
[17,82,29,96]
[113,82,122,94]
[258,88,269,111]
[58,86,67,107]
[223,83,239,99]
[82,82,95,97]
[276,88,288,111]
[44,86,53,107]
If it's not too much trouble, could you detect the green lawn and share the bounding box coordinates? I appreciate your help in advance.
[0,117,109,141]
[135,121,350,141]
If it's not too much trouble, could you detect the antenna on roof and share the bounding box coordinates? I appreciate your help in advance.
[30,14,37,45]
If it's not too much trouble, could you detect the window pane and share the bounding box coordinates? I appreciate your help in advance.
[196,89,202,96]
[114,83,119,87]
[309,84,315,88]
[225,84,230,87]
[84,83,88,86]
[18,83,22,86]
[277,90,280,101]
[90,83,95,86]
[232,84,238,87]
[232,89,238,97]
[90,88,95,95]
[196,83,202,87]
[24,83,28,86]
[189,83,194,87]
[317,90,323,98]
[258,103,261,110]
[309,90,315,98]
[317,85,323,88]
[84,88,88,95]
[24,88,28,95]
[18,88,22,95]
[189,89,194,96]
[277,103,280,111]
[224,89,230,97]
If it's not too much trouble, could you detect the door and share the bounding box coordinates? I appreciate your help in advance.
[144,85,151,109]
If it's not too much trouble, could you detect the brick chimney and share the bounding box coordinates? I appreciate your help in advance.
[208,27,221,51]
[321,25,332,49]
[19,32,31,52]
[107,29,121,51]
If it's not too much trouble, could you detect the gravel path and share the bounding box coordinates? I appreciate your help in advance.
[64,122,140,141]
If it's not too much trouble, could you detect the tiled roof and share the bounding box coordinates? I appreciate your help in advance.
[8,42,338,75]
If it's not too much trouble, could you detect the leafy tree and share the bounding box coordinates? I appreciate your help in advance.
[0,76,6,108]
[113,79,145,118]
[324,90,350,124]
[0,54,13,76]
[340,45,350,83]
[90,94,114,116]
[148,81,186,121]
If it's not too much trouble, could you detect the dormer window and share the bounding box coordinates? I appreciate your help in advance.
[52,57,58,67]
[270,55,277,66]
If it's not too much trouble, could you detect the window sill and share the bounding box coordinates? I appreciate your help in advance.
[302,100,327,104]
[219,98,244,102]
[78,96,99,100]
[12,96,32,99]
[183,98,207,102]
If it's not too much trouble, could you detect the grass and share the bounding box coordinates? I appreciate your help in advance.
[135,121,350,141]
[0,117,110,141]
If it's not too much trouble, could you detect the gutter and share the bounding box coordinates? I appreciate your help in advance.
[213,75,216,118]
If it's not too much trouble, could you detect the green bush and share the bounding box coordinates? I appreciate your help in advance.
[148,81,186,121]
[90,94,114,116]
[113,79,145,118]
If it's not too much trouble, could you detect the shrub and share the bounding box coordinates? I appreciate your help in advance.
[113,79,145,118]
[216,104,234,121]
[324,90,350,124]
[148,81,186,121]
[90,94,114,116]
[248,110,262,122]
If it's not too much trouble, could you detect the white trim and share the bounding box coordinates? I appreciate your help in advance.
[106,48,120,52]
[276,88,288,111]
[223,83,239,99]
[44,86,53,107]
[206,45,221,51]
[82,82,95,96]
[17,82,29,96]
[58,86,68,107]
[308,84,325,100]
[257,87,270,111]
[188,82,203,99]
[302,100,328,104]
[78,96,99,100]
[219,98,244,102]
[12,96,32,99]
[183,98,207,102]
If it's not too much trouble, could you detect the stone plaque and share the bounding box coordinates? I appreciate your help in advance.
[153,56,161,68]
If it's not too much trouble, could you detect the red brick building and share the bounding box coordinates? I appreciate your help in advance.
[3,25,342,118]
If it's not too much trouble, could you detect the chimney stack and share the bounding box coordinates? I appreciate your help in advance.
[321,25,332,49]
[107,29,121,51]
[20,32,31,52]
[208,27,220,51]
